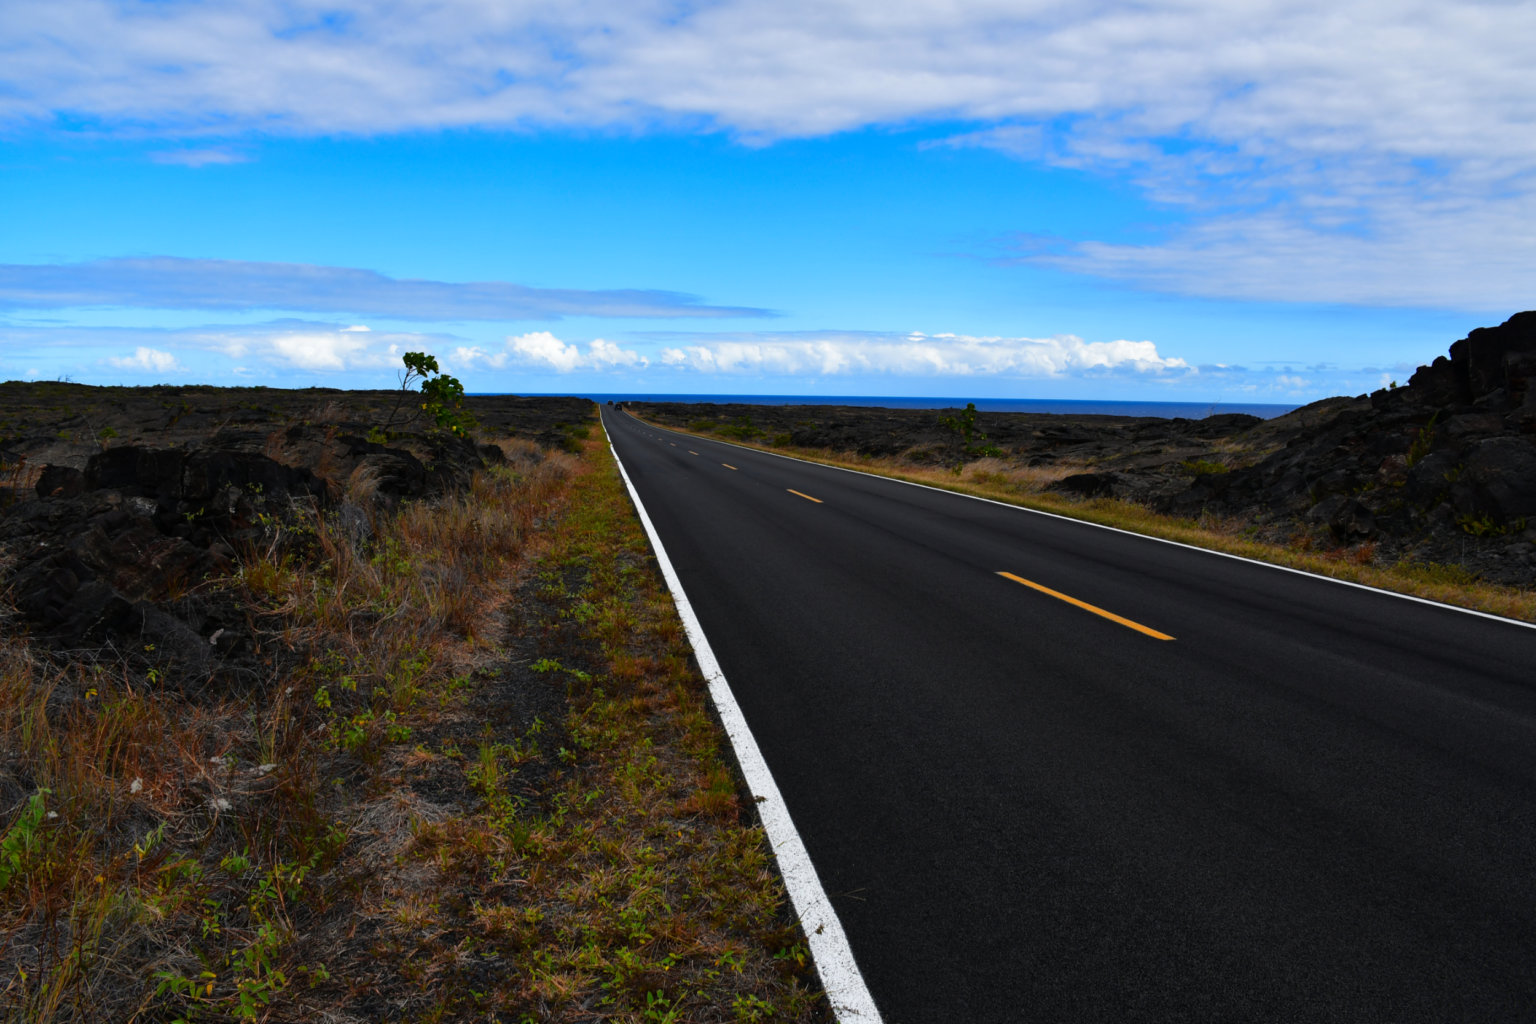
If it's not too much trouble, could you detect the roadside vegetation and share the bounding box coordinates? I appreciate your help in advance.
[641,418,1536,624]
[0,404,826,1020]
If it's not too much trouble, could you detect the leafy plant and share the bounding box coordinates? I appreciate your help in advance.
[939,402,1004,460]
[1407,411,1439,467]
[0,788,49,890]
[1457,512,1506,537]
[383,351,476,437]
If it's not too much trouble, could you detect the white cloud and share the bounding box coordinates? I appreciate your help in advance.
[589,338,647,369]
[1053,191,1536,310]
[450,345,509,370]
[507,331,585,373]
[655,331,1189,378]
[267,330,389,371]
[3,319,498,384]
[106,346,182,373]
[96,319,454,373]
[5,1,1531,309]
[496,332,650,372]
[0,319,1412,399]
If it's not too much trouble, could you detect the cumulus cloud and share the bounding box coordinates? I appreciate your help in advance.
[265,329,392,371]
[474,332,651,372]
[0,257,770,320]
[106,346,181,373]
[470,328,1186,379]
[218,321,452,372]
[653,331,1190,378]
[5,1,1531,308]
[507,331,586,373]
[588,337,648,369]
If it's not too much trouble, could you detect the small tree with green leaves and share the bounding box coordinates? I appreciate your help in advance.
[939,402,1003,465]
[383,352,476,438]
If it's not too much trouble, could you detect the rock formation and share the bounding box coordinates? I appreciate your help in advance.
[0,387,591,690]
[1150,312,1536,583]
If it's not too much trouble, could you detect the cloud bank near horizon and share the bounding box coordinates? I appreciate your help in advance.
[0,257,771,321]
[484,329,1192,379]
[0,319,454,378]
[4,322,1191,381]
[5,0,1534,309]
[2,320,1402,400]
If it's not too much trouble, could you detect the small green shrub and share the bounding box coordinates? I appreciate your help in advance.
[716,418,762,440]
[1457,512,1507,537]
[939,403,1003,458]
[1407,412,1439,467]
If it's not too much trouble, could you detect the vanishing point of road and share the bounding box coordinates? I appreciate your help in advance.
[601,406,1536,1023]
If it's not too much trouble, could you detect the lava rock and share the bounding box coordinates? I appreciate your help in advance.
[1453,436,1536,523]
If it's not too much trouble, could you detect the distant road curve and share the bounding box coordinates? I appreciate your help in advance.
[603,405,1536,1023]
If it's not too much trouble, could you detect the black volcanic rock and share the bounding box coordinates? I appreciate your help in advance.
[1154,311,1536,583]
[1453,310,1536,401]
[0,386,594,692]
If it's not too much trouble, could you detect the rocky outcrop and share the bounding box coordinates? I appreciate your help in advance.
[1146,312,1536,583]
[1,423,508,691]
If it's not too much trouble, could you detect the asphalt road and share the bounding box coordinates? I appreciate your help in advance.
[601,406,1536,1023]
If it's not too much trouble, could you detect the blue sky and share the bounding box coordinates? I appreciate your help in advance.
[2,1,1531,405]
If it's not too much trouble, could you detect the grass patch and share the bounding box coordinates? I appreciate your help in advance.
[1179,458,1229,476]
[641,418,1536,625]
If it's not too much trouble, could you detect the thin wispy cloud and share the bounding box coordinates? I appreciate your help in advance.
[149,148,249,168]
[0,257,770,321]
[1034,198,1536,311]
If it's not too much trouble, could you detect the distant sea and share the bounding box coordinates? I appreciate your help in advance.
[544,393,1299,420]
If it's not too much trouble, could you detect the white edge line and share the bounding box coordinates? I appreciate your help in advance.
[601,415,885,1023]
[624,411,1536,633]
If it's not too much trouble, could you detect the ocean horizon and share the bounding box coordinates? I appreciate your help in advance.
[520,393,1302,420]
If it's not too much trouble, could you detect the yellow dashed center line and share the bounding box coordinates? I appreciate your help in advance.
[996,571,1174,641]
[722,463,737,470]
[787,489,823,504]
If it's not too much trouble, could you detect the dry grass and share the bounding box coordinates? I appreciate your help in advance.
[379,436,826,1022]
[0,455,41,508]
[647,420,1536,625]
[0,426,823,1022]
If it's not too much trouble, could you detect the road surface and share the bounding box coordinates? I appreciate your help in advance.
[601,405,1536,1022]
